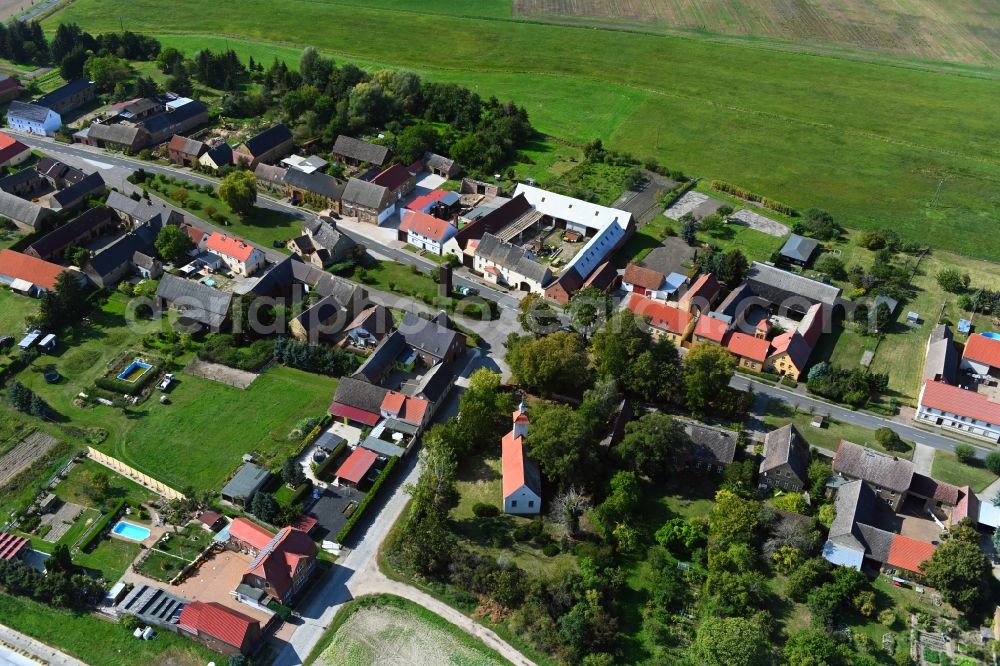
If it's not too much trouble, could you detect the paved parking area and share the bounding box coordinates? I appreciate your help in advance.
[307,486,365,540]
[664,191,725,221]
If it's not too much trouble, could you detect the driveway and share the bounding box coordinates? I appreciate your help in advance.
[912,443,935,475]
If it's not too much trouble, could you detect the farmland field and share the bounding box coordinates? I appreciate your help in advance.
[43,0,1000,261]
[310,594,507,666]
[513,0,1000,68]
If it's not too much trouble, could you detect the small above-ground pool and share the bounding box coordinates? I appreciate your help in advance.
[981,332,1000,341]
[117,360,152,382]
[112,520,151,541]
[204,279,216,287]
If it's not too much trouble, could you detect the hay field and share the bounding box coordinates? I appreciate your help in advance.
[313,596,506,666]
[514,0,1000,67]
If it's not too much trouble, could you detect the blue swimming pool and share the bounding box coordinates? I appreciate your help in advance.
[981,332,1000,341]
[117,360,152,382]
[112,520,150,541]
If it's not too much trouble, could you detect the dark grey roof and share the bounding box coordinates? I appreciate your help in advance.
[346,304,393,337]
[746,262,841,308]
[685,422,738,465]
[242,123,292,157]
[86,122,147,147]
[36,157,84,184]
[171,135,205,156]
[156,273,233,328]
[141,100,208,137]
[203,143,233,166]
[856,523,896,563]
[833,440,913,493]
[292,295,344,334]
[0,165,42,192]
[924,325,958,384]
[423,152,458,174]
[409,361,454,404]
[132,251,157,270]
[284,168,346,200]
[352,330,406,383]
[333,135,390,165]
[8,100,52,123]
[87,231,153,278]
[399,311,463,360]
[780,234,820,262]
[475,233,551,285]
[26,206,117,258]
[359,436,405,458]
[827,479,868,551]
[289,259,364,305]
[254,163,287,184]
[0,190,51,229]
[639,237,696,276]
[35,79,92,109]
[314,431,345,452]
[49,171,104,207]
[303,219,353,253]
[760,424,810,484]
[106,190,180,226]
[333,376,389,413]
[342,178,391,210]
[220,462,270,500]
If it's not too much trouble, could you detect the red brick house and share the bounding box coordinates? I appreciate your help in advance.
[167,135,207,167]
[240,527,317,605]
[178,601,261,656]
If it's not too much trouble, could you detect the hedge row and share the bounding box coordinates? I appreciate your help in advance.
[313,440,348,479]
[288,482,313,507]
[95,363,160,395]
[661,179,698,210]
[78,499,126,552]
[710,180,797,216]
[336,455,400,543]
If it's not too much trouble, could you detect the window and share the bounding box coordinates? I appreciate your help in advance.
[528,500,535,508]
[511,500,517,508]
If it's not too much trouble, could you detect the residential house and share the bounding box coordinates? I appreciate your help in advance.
[41,171,105,212]
[678,273,721,314]
[832,440,915,511]
[684,422,738,473]
[0,249,71,296]
[331,135,390,168]
[398,209,458,255]
[24,206,119,262]
[233,124,294,168]
[473,232,552,294]
[369,163,416,204]
[380,390,430,430]
[205,232,266,276]
[0,133,31,167]
[779,234,820,266]
[106,190,184,228]
[398,311,466,365]
[156,273,233,330]
[180,222,208,253]
[759,424,810,491]
[35,79,95,113]
[178,602,261,657]
[344,304,393,348]
[622,263,688,301]
[422,152,461,178]
[220,463,271,508]
[238,526,317,605]
[725,332,770,372]
[199,143,233,171]
[283,168,346,211]
[916,379,1000,443]
[289,295,345,342]
[288,219,355,269]
[167,135,207,166]
[253,163,287,194]
[502,403,542,514]
[961,333,1000,377]
[0,75,24,105]
[625,293,693,346]
[763,330,813,381]
[82,225,158,288]
[0,190,53,232]
[693,314,729,345]
[341,178,394,225]
[6,101,61,136]
[923,324,958,385]
[133,251,161,279]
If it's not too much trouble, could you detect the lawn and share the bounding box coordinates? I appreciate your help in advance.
[0,287,39,341]
[0,592,219,666]
[931,450,998,493]
[759,401,914,459]
[309,594,508,666]
[152,523,214,561]
[43,0,1000,260]
[53,458,159,508]
[136,549,187,583]
[73,537,141,583]
[353,259,442,304]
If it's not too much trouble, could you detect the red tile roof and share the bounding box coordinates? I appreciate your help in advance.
[626,293,692,335]
[229,518,275,551]
[328,401,381,426]
[0,531,28,561]
[370,163,412,191]
[292,514,318,533]
[695,315,728,343]
[797,303,825,348]
[679,273,720,307]
[0,133,29,164]
[206,232,256,262]
[768,331,813,370]
[406,189,447,212]
[920,379,1000,425]
[0,249,67,291]
[399,209,455,243]
[501,431,527,498]
[335,447,378,484]
[886,534,936,574]
[963,334,1000,369]
[398,396,429,426]
[623,263,664,291]
[180,223,206,246]
[951,486,979,524]
[244,527,317,603]
[178,601,260,652]
[380,391,406,416]
[726,332,771,362]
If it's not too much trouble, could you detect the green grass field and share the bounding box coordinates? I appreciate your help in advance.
[43,0,1000,260]
[0,287,39,340]
[309,594,507,666]
[931,450,998,493]
[760,401,914,458]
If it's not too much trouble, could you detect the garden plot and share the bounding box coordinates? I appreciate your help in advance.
[664,191,725,221]
[728,209,788,237]
[0,432,59,488]
[184,358,259,389]
[38,502,86,543]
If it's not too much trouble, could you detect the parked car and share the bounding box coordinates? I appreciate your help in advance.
[157,374,175,391]
[457,286,479,296]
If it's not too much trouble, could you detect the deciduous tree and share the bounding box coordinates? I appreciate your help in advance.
[218,170,258,218]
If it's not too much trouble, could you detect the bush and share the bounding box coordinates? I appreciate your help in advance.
[198,334,272,371]
[543,544,560,557]
[936,269,970,294]
[78,499,126,552]
[985,451,1000,475]
[954,443,976,465]
[94,363,161,395]
[472,502,500,518]
[710,180,796,216]
[336,456,399,543]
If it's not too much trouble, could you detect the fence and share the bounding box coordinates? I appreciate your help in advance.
[86,447,186,500]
